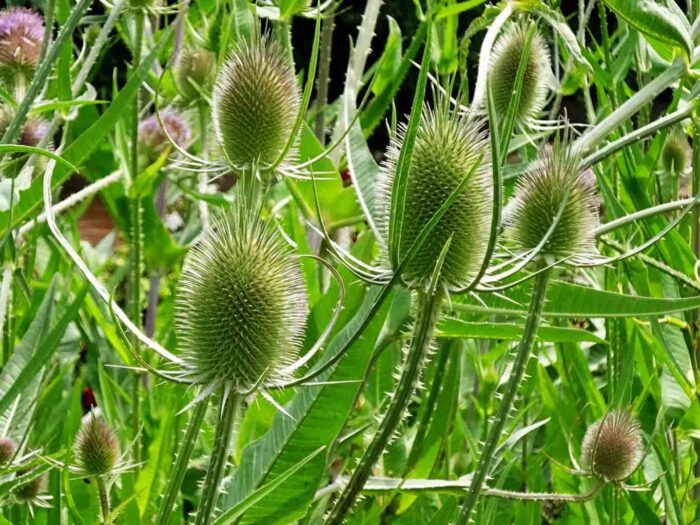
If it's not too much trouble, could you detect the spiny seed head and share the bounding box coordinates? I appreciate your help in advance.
[376,103,492,291]
[213,36,299,173]
[0,105,50,147]
[581,410,643,482]
[505,140,597,260]
[661,129,690,174]
[0,437,16,464]
[489,21,550,125]
[174,48,216,102]
[15,472,46,501]
[176,206,307,390]
[0,8,44,83]
[138,110,191,165]
[75,415,120,477]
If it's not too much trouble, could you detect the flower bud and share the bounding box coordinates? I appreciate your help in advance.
[376,105,492,291]
[213,36,299,172]
[174,48,216,103]
[0,437,16,464]
[581,410,643,482]
[505,141,597,259]
[661,129,690,175]
[489,21,550,125]
[75,415,120,478]
[0,8,44,86]
[138,110,191,166]
[176,206,308,389]
[15,472,47,501]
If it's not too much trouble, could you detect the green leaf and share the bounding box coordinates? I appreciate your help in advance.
[436,319,607,344]
[602,0,692,58]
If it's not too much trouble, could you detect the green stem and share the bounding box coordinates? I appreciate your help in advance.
[692,121,700,498]
[314,13,335,143]
[156,398,209,525]
[325,290,444,525]
[456,268,551,524]
[194,392,240,525]
[97,477,111,525]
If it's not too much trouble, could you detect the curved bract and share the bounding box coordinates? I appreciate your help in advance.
[489,20,550,126]
[212,36,300,174]
[376,104,492,291]
[505,142,598,260]
[175,206,308,391]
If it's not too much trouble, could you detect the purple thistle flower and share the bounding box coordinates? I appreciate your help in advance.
[0,8,45,73]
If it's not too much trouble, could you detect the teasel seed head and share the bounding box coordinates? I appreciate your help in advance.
[504,139,598,260]
[213,36,300,174]
[176,205,308,390]
[661,129,690,175]
[581,410,643,482]
[138,110,191,166]
[174,47,216,103]
[14,471,47,501]
[0,8,44,86]
[0,104,50,147]
[75,415,120,478]
[376,103,493,291]
[489,21,550,126]
[0,437,16,464]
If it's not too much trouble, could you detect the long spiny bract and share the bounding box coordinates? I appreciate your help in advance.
[176,206,308,392]
[376,103,492,291]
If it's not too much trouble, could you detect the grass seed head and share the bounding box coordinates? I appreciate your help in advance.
[0,437,16,464]
[174,48,217,103]
[176,206,307,390]
[75,415,120,478]
[376,103,492,291]
[505,140,597,260]
[0,8,44,86]
[581,410,643,482]
[213,36,299,174]
[661,129,690,175]
[489,21,550,126]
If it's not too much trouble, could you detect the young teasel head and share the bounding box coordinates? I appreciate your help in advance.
[174,47,217,104]
[0,8,44,89]
[581,410,643,482]
[212,35,300,176]
[375,102,493,291]
[0,437,16,465]
[74,415,120,478]
[138,110,191,168]
[489,20,550,126]
[0,105,51,178]
[504,138,598,262]
[661,129,691,175]
[175,205,308,391]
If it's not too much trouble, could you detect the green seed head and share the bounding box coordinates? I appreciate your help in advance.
[581,410,643,482]
[0,437,16,464]
[75,415,120,477]
[14,472,46,501]
[213,36,299,173]
[176,207,308,389]
[661,129,690,175]
[489,21,550,125]
[505,141,597,260]
[376,104,492,291]
[174,48,216,103]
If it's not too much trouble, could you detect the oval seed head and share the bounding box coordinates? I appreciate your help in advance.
[176,207,308,390]
[0,437,16,464]
[489,21,550,125]
[0,105,50,147]
[174,48,216,103]
[581,410,643,482]
[138,110,191,166]
[505,141,598,260]
[213,36,299,173]
[661,129,690,175]
[0,8,44,85]
[75,415,120,477]
[14,472,47,501]
[376,104,492,291]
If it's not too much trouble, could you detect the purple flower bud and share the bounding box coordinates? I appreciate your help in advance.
[138,110,191,157]
[0,8,44,74]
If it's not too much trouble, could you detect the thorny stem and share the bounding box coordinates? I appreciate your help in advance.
[194,392,240,525]
[155,398,209,525]
[325,290,444,524]
[457,268,551,524]
[692,121,700,498]
[96,476,112,525]
[314,12,335,143]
